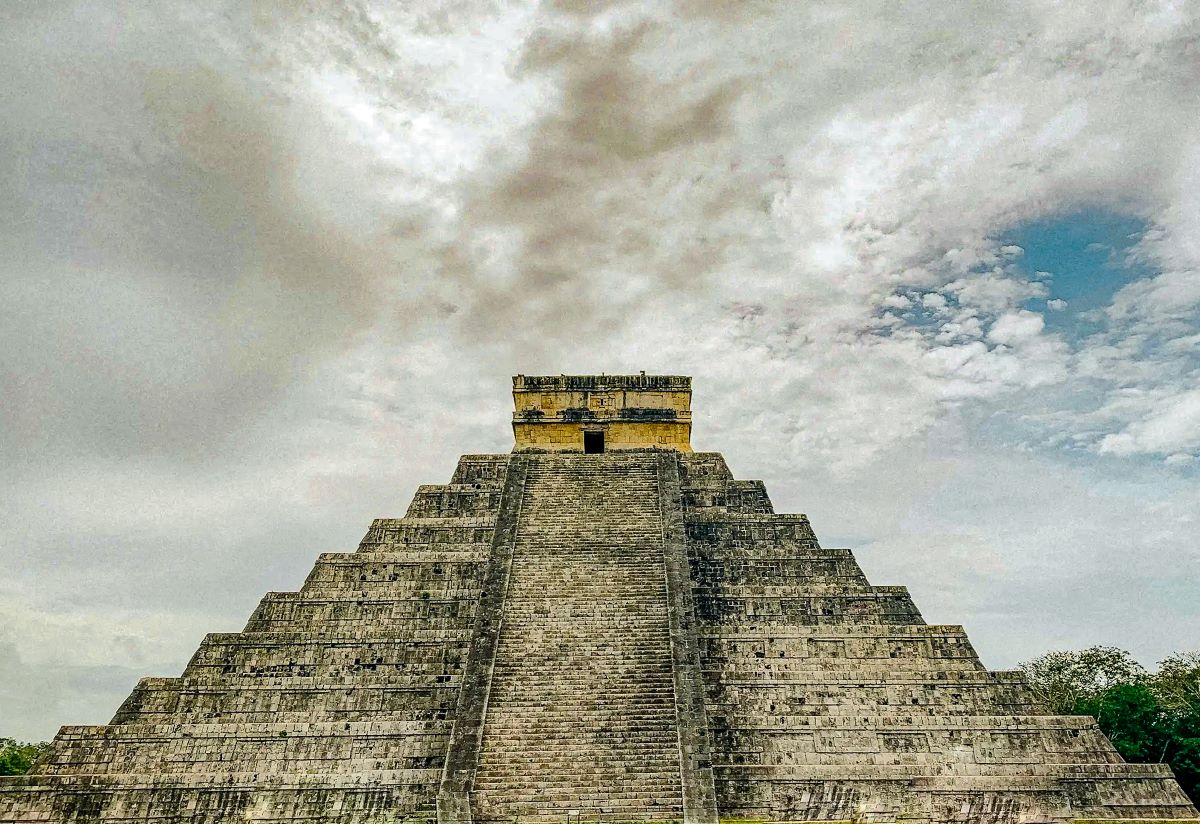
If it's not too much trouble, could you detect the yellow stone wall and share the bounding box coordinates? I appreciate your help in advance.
[511,375,693,452]
[513,421,692,452]
[512,389,691,417]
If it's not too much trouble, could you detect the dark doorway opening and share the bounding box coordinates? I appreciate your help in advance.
[583,431,605,454]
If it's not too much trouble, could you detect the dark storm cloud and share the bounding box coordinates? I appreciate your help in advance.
[0,3,416,464]
[436,12,749,348]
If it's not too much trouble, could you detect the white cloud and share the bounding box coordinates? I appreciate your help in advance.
[945,270,1048,314]
[988,311,1047,346]
[921,292,949,311]
[1109,267,1200,328]
[1098,388,1200,458]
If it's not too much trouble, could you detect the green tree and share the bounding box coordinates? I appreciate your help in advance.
[0,739,49,776]
[1075,682,1170,763]
[1167,717,1200,807]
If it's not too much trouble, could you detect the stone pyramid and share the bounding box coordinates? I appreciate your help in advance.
[2,373,1197,824]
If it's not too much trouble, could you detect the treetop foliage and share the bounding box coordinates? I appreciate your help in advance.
[1156,651,1200,714]
[1020,645,1147,714]
[0,739,49,776]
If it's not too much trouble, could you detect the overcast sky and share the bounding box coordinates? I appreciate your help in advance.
[3,1,1199,741]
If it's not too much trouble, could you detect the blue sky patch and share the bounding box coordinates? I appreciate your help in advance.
[1002,208,1153,336]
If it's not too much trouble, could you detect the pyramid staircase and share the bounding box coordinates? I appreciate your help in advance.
[0,447,1196,823]
[469,453,685,822]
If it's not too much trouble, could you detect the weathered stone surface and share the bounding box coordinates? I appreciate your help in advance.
[512,373,693,453]
[1,375,1196,824]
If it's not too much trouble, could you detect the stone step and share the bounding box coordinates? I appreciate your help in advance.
[358,517,497,551]
[714,760,1184,779]
[474,745,681,759]
[330,547,491,564]
[0,770,440,824]
[110,675,463,723]
[404,484,504,518]
[39,721,453,776]
[449,455,511,485]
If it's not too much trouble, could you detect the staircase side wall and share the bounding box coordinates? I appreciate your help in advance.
[658,454,720,824]
[437,456,529,824]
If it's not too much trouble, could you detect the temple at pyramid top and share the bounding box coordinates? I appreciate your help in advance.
[512,373,693,453]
